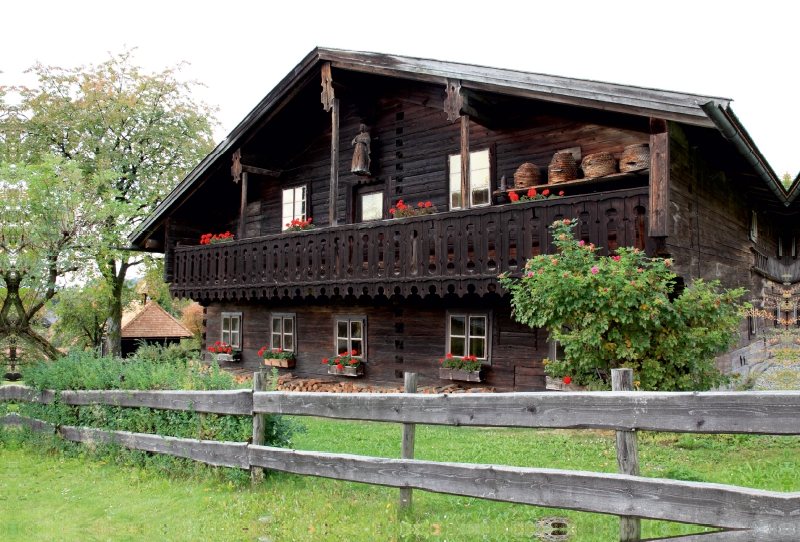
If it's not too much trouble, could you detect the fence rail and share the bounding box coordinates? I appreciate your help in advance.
[2,383,799,539]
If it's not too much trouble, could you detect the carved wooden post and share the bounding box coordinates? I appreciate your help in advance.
[238,171,248,240]
[251,371,265,485]
[399,372,418,513]
[612,368,640,541]
[649,119,669,244]
[460,115,470,210]
[322,63,339,227]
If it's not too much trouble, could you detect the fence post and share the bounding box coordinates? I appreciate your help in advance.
[399,372,418,513]
[612,368,640,541]
[251,370,265,486]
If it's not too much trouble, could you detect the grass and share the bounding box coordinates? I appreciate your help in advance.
[1,416,799,541]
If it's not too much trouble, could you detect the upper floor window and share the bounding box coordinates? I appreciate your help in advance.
[360,192,383,222]
[449,149,491,210]
[221,312,242,349]
[447,312,489,362]
[749,211,758,242]
[282,186,307,230]
[335,315,366,359]
[271,313,296,352]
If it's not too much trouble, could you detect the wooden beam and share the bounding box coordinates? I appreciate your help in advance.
[330,98,340,226]
[1,413,55,433]
[399,372,418,513]
[460,115,470,209]
[321,62,334,112]
[231,148,242,184]
[612,369,641,541]
[0,385,54,404]
[238,172,248,240]
[252,390,800,435]
[248,445,799,530]
[241,165,281,177]
[444,79,463,123]
[57,389,253,415]
[649,118,670,237]
[251,372,266,485]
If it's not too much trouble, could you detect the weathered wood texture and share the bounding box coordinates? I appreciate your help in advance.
[247,445,799,530]
[56,389,253,415]
[329,98,340,226]
[1,413,56,433]
[0,385,54,404]
[613,369,641,541]
[58,425,249,469]
[399,372,418,512]
[253,390,800,435]
[648,119,670,238]
[251,371,266,485]
[647,530,799,542]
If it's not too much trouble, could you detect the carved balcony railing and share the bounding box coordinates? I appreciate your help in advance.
[169,187,650,301]
[751,248,800,283]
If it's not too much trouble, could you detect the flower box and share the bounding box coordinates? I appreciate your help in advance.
[328,365,365,377]
[439,368,485,382]
[214,352,242,363]
[264,357,295,368]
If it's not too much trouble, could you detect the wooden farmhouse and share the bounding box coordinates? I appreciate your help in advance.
[130,48,799,390]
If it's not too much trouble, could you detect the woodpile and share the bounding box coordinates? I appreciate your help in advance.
[513,163,542,188]
[548,152,578,184]
[619,143,650,172]
[580,152,617,178]
[274,374,496,394]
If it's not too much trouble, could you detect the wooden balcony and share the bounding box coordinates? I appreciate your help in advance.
[169,187,651,302]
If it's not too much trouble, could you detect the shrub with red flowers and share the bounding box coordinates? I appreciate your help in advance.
[499,219,748,391]
[321,350,362,370]
[207,341,233,355]
[258,347,294,361]
[200,231,234,245]
[389,199,437,219]
[509,188,565,203]
[439,352,482,372]
[285,217,314,232]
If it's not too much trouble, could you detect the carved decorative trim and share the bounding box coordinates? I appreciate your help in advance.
[444,79,463,123]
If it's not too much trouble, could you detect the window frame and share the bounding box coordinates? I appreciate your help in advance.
[281,184,309,231]
[750,211,758,242]
[447,147,493,211]
[270,312,296,353]
[445,310,491,364]
[333,315,368,361]
[221,312,242,349]
[358,190,385,222]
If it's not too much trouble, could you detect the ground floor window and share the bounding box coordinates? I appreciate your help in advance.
[335,315,367,359]
[221,312,242,349]
[447,312,489,361]
[271,313,296,352]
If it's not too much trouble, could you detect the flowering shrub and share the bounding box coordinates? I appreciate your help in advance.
[200,231,234,244]
[439,353,482,372]
[509,188,564,203]
[322,350,362,370]
[499,219,748,391]
[285,217,314,231]
[389,199,436,218]
[259,348,294,360]
[207,341,233,355]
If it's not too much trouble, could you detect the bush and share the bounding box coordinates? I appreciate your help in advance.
[499,219,747,391]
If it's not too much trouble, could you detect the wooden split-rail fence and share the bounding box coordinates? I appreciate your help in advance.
[2,370,799,542]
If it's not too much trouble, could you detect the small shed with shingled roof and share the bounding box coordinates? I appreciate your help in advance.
[120,302,192,357]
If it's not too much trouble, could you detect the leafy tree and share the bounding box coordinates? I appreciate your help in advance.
[14,49,217,356]
[782,172,795,190]
[499,220,747,391]
[0,157,99,359]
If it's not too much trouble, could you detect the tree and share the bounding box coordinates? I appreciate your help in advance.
[0,157,99,359]
[15,49,217,356]
[499,220,747,391]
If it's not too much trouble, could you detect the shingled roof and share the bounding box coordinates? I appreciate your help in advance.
[121,302,192,339]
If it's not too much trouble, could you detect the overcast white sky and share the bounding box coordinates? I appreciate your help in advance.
[2,0,798,179]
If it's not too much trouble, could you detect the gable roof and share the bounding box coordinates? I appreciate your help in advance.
[130,48,791,246]
[121,302,192,339]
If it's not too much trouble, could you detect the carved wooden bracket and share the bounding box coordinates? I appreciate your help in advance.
[444,79,463,123]
[231,149,242,184]
[321,62,335,112]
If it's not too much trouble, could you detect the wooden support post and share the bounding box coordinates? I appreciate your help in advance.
[399,372,418,513]
[330,98,340,227]
[251,370,265,485]
[460,115,470,210]
[649,119,670,239]
[238,172,248,241]
[612,368,640,541]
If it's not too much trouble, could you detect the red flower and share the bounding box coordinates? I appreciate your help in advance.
[439,358,444,363]
[563,219,571,225]
[207,347,214,352]
[542,189,550,196]
[425,202,432,208]
[322,358,328,364]
[336,363,344,370]
[389,208,396,214]
[563,376,572,385]
[446,353,453,359]
[351,350,357,356]
[215,341,221,346]
[349,359,357,365]
[508,191,520,202]
[307,217,312,222]
[558,191,564,196]
[226,348,232,354]
[527,188,537,198]
[418,202,424,208]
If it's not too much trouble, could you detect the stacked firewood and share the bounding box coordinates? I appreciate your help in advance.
[274,374,496,394]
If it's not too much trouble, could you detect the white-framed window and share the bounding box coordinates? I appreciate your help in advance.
[360,192,383,222]
[750,211,758,242]
[448,149,491,210]
[446,312,490,361]
[221,312,242,349]
[282,185,307,230]
[334,315,367,359]
[271,313,296,352]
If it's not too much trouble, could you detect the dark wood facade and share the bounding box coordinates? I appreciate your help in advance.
[134,49,800,389]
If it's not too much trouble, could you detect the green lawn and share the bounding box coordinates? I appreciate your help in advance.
[1,416,799,541]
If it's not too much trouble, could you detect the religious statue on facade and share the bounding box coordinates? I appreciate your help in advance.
[351,124,371,176]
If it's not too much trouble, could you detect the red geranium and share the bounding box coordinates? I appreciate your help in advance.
[508,191,520,202]
[336,363,344,370]
[542,189,550,196]
[563,376,572,385]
